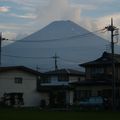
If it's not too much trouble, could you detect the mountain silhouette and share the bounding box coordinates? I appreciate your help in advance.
[2,20,117,71]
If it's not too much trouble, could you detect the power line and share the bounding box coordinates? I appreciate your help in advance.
[2,53,82,64]
[60,57,80,64]
[3,29,104,43]
[2,54,51,59]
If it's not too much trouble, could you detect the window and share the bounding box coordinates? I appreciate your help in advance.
[74,90,91,101]
[91,67,104,74]
[102,89,112,98]
[40,76,51,83]
[78,77,84,81]
[58,75,69,81]
[14,77,23,84]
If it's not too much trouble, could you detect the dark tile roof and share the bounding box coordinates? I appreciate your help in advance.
[70,80,113,86]
[80,52,120,67]
[0,66,42,75]
[45,69,85,76]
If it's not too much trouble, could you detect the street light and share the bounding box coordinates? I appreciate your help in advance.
[0,32,8,66]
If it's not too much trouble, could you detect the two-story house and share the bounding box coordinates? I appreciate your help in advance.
[72,52,120,106]
[0,66,42,107]
[38,69,85,107]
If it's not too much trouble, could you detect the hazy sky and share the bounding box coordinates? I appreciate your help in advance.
[0,0,120,40]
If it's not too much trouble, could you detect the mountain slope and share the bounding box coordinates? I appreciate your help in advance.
[2,20,116,71]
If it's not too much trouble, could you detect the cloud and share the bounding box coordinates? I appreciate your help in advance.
[33,0,82,29]
[96,13,120,28]
[0,0,48,7]
[0,23,34,41]
[10,13,37,19]
[0,6,10,12]
[1,0,120,42]
[71,0,114,5]
[78,13,120,41]
[77,4,96,11]
[1,0,82,41]
[0,23,29,30]
[95,13,120,40]
[2,31,17,40]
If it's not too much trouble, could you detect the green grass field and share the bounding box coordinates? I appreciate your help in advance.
[0,108,120,120]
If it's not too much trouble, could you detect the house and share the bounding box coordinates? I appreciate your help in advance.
[0,66,42,107]
[38,69,85,107]
[72,52,120,106]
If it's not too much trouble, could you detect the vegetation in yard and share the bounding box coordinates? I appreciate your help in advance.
[0,108,120,120]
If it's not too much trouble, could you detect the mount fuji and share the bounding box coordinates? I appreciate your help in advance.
[2,20,119,71]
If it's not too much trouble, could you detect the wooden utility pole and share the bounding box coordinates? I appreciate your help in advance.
[105,18,119,110]
[0,33,8,66]
[52,53,59,70]
[0,33,2,66]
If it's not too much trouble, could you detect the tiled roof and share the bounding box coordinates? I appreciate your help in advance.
[0,66,42,75]
[70,80,113,86]
[45,69,85,76]
[80,52,120,67]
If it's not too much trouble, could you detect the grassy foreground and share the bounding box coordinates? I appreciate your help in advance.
[0,108,120,120]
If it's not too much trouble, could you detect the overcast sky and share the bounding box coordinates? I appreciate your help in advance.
[0,0,120,40]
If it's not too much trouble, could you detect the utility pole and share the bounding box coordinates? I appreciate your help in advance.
[52,53,59,70]
[0,33,2,66]
[0,33,8,66]
[105,18,119,110]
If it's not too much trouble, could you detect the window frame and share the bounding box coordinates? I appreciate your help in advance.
[14,77,23,84]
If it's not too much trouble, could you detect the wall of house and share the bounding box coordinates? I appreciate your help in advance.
[0,70,41,107]
[39,93,49,106]
[105,66,112,74]
[41,75,84,85]
[40,74,85,106]
[85,67,91,80]
[85,66,113,81]
[105,66,120,82]
[69,76,84,83]
[66,90,74,105]
[41,76,68,85]
[75,86,112,100]
[117,67,120,81]
[98,66,120,82]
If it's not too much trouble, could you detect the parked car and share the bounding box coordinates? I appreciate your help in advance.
[79,96,105,109]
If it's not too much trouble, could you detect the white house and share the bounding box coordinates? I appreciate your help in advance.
[0,66,42,107]
[38,69,85,107]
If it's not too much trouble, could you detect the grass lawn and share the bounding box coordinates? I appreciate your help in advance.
[0,108,120,120]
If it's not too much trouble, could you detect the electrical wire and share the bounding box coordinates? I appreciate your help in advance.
[2,53,82,65]
[1,28,106,61]
[2,54,51,59]
[3,29,104,43]
[59,58,80,64]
